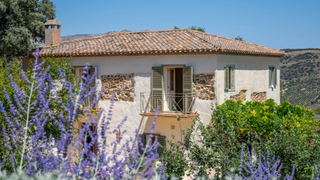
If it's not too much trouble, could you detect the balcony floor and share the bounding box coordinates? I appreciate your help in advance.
[140,112,198,118]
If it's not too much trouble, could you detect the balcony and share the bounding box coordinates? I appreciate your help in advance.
[83,93,99,109]
[140,92,198,118]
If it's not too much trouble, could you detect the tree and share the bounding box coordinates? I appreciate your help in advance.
[0,0,56,68]
[173,25,205,32]
[280,92,287,103]
[315,106,320,115]
[234,36,245,41]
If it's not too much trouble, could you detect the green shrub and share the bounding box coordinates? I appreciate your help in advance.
[209,99,320,179]
[163,99,320,179]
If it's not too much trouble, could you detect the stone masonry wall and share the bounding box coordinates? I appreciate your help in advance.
[251,92,267,103]
[100,74,135,102]
[230,90,247,101]
[193,73,215,100]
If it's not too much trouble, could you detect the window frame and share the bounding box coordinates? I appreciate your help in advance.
[139,133,166,156]
[268,66,277,88]
[224,65,236,92]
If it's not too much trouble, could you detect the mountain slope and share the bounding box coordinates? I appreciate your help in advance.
[280,48,320,108]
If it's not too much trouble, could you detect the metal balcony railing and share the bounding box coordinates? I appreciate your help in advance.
[83,93,98,109]
[140,92,197,114]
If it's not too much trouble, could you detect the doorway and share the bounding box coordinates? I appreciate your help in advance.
[166,67,183,111]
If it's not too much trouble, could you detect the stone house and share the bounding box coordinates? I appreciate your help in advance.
[24,20,286,156]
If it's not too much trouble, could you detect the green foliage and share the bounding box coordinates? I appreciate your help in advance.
[0,170,66,180]
[280,49,320,108]
[162,136,188,179]
[209,100,320,179]
[0,59,25,171]
[315,106,320,114]
[212,100,317,137]
[189,25,205,32]
[0,0,56,67]
[163,99,320,179]
[234,36,245,41]
[173,26,205,32]
[280,92,287,103]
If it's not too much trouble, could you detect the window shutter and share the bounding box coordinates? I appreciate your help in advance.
[183,66,193,113]
[157,135,166,157]
[230,67,235,90]
[152,67,163,111]
[72,67,76,75]
[89,66,96,86]
[269,67,272,87]
[224,67,229,90]
[183,66,193,94]
[274,68,277,87]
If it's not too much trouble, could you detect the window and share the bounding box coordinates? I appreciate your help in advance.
[139,133,166,156]
[74,66,96,83]
[269,66,277,87]
[73,66,98,107]
[151,66,193,113]
[224,65,235,91]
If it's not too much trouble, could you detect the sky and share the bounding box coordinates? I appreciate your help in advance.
[51,0,320,49]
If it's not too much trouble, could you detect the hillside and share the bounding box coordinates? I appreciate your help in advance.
[280,48,320,108]
[35,29,132,47]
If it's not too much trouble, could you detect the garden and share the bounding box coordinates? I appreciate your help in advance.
[0,50,320,180]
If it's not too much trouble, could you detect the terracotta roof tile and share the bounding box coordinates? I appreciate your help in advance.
[36,29,285,57]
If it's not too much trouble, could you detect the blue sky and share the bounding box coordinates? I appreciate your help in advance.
[51,0,320,49]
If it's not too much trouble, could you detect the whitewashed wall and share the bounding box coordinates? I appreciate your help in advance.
[215,54,281,105]
[70,54,217,152]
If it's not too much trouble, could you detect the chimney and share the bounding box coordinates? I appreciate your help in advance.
[44,20,61,46]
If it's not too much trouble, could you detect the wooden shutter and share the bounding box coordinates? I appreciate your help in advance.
[274,67,277,87]
[183,66,193,113]
[152,67,163,111]
[230,66,235,90]
[157,135,166,157]
[269,67,272,87]
[224,67,230,90]
[89,66,96,86]
[72,67,76,75]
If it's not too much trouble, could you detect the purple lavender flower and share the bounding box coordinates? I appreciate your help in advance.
[0,49,162,179]
[228,143,295,180]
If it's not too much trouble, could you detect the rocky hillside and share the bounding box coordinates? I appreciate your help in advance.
[280,48,320,108]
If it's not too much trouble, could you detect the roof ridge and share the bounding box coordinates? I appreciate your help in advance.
[185,29,220,49]
[38,28,286,57]
[190,30,283,51]
[42,29,190,48]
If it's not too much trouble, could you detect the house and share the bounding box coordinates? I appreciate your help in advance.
[24,20,286,156]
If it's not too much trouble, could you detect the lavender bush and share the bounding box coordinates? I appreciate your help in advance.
[226,144,295,180]
[0,48,165,179]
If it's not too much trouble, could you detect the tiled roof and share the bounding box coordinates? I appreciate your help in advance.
[36,29,285,57]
